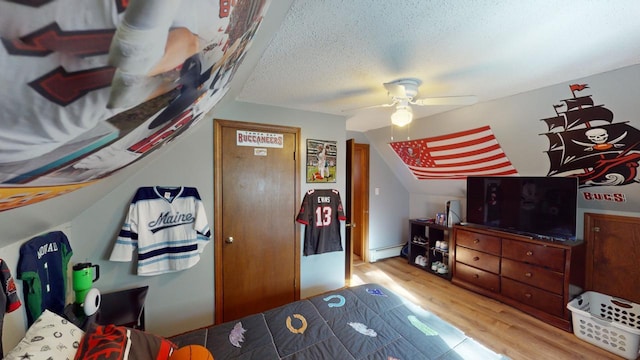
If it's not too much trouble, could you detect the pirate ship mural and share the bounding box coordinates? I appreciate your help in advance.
[541,84,640,187]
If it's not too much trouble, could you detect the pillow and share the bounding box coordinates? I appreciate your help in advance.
[4,309,84,360]
[74,324,176,360]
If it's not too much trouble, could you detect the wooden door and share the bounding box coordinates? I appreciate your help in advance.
[352,143,369,259]
[345,140,354,284]
[584,213,640,303]
[345,139,370,284]
[214,120,300,323]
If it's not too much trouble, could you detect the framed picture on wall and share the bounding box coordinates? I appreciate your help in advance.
[306,139,337,183]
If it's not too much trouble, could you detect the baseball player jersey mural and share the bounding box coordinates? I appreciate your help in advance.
[0,0,271,211]
[110,186,211,276]
[296,189,346,256]
[17,231,73,326]
[540,84,640,188]
[1,258,21,358]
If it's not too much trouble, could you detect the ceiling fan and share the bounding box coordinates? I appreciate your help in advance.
[348,78,477,127]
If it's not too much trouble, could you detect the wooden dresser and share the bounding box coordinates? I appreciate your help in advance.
[451,225,585,331]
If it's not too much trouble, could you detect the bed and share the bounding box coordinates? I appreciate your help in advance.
[168,283,509,359]
[4,283,509,359]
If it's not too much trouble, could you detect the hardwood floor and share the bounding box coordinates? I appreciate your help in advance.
[351,256,624,360]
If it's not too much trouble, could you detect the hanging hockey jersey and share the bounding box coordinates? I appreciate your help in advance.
[1,258,21,358]
[296,189,346,256]
[110,186,211,276]
[17,231,72,326]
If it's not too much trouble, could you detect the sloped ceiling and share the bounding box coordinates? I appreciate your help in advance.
[0,0,297,242]
[237,0,640,131]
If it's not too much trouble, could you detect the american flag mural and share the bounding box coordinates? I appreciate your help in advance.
[389,126,518,180]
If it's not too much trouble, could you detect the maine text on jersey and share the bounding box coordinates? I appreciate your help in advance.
[148,211,195,233]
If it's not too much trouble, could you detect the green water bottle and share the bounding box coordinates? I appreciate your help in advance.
[72,262,100,304]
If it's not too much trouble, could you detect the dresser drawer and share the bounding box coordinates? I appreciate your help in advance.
[501,278,564,317]
[455,262,500,293]
[501,258,564,294]
[456,246,500,273]
[502,239,565,272]
[456,229,501,255]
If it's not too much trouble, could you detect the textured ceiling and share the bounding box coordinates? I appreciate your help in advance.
[237,0,640,131]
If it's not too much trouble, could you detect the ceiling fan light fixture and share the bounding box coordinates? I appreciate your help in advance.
[391,106,413,127]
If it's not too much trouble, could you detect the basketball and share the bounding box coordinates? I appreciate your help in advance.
[169,345,213,360]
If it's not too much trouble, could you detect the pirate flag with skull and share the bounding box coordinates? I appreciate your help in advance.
[540,84,640,187]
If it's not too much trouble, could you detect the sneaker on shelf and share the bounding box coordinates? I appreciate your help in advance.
[414,255,423,265]
[439,241,449,251]
[420,256,428,267]
[435,241,442,249]
[437,264,449,274]
[431,261,441,271]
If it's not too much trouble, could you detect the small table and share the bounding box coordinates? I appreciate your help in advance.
[64,286,148,331]
[96,286,148,330]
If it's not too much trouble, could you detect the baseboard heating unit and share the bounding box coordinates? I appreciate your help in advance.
[369,244,404,262]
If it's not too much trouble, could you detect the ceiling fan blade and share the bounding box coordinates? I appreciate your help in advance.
[412,95,478,106]
[342,101,396,113]
[383,82,407,98]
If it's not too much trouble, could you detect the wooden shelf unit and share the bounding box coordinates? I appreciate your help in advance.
[408,219,452,280]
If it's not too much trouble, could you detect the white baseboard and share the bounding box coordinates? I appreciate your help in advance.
[369,244,404,262]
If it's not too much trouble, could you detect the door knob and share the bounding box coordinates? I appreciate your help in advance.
[225,237,234,244]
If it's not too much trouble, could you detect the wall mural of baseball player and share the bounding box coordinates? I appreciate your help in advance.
[540,84,640,188]
[0,0,271,211]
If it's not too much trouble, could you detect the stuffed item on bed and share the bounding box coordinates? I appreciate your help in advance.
[4,310,84,360]
[74,323,176,360]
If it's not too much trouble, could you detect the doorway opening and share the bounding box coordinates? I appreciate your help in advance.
[345,139,370,285]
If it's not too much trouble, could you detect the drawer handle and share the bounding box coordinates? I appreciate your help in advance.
[525,272,532,278]
[473,274,480,279]
[526,251,533,256]
[473,256,480,261]
[474,239,480,244]
[524,293,532,299]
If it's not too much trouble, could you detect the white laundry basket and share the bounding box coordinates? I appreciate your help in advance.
[567,291,640,360]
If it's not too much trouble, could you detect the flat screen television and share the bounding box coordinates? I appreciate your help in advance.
[466,176,578,241]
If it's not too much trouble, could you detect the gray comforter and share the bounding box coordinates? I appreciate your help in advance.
[169,283,509,359]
